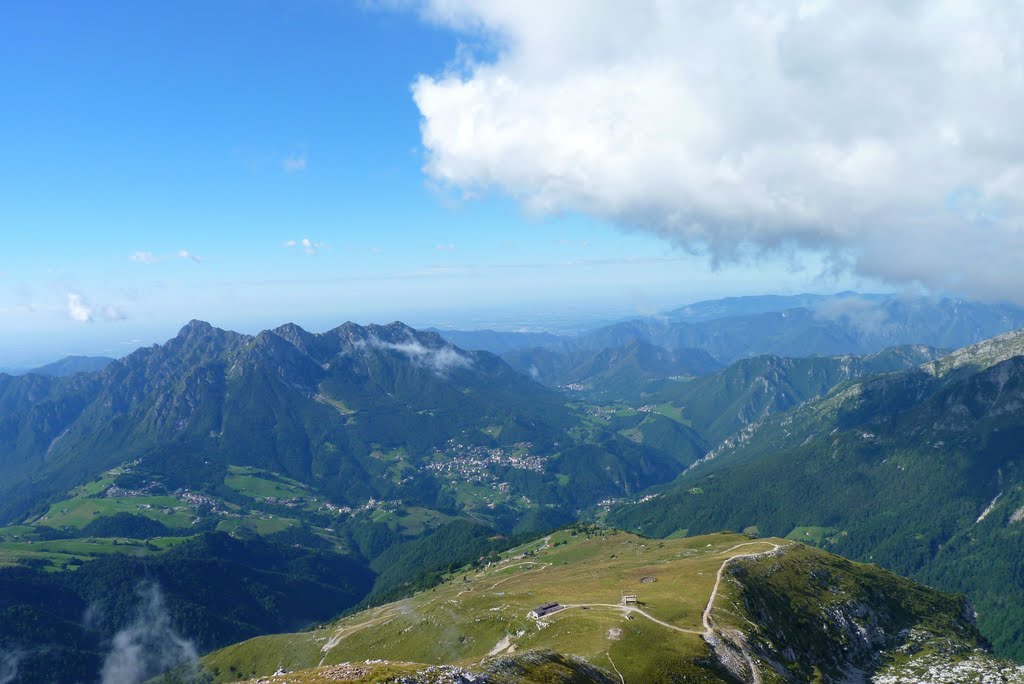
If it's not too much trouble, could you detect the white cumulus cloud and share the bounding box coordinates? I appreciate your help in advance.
[66,293,126,323]
[284,237,326,255]
[412,0,1024,301]
[67,293,93,323]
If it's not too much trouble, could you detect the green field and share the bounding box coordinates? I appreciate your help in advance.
[224,465,312,500]
[216,516,298,536]
[0,525,36,541]
[74,474,118,497]
[652,402,689,424]
[0,535,189,570]
[785,526,840,545]
[368,506,457,537]
[37,495,195,529]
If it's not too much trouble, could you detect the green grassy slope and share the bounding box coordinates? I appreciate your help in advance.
[200,527,1017,684]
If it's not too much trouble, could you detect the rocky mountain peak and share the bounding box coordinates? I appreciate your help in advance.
[177,319,215,338]
[365,321,430,343]
[271,322,316,352]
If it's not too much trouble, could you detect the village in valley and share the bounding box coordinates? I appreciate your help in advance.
[427,440,546,486]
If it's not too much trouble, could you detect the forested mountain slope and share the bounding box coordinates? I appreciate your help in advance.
[609,329,1024,658]
[502,338,722,396]
[0,320,582,524]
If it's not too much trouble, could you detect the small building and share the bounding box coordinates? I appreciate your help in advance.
[621,592,637,606]
[528,602,563,619]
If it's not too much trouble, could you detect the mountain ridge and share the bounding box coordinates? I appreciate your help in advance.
[608,327,1024,658]
[431,293,1024,360]
[200,528,1021,684]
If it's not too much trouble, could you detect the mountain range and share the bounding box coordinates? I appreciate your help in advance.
[5,294,1024,681]
[439,292,1024,363]
[0,319,715,531]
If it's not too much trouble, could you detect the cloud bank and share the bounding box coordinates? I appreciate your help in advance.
[413,1,1024,300]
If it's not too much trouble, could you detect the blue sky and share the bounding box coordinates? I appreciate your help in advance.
[0,1,885,365]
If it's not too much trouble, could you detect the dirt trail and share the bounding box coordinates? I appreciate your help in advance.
[562,540,783,684]
[702,542,781,633]
[317,608,400,665]
[561,603,704,635]
[489,562,551,589]
[701,542,783,684]
[737,639,763,684]
[606,651,626,684]
[454,561,553,597]
[322,539,781,682]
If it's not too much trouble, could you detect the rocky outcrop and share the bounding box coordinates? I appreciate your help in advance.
[720,545,987,683]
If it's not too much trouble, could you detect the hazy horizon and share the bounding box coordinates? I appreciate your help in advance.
[4,2,1023,358]
[2,288,895,368]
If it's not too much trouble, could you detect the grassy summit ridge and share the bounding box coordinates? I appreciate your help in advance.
[199,527,1019,684]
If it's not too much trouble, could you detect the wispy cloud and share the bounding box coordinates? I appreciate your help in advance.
[129,251,159,264]
[101,305,126,321]
[283,154,308,173]
[129,250,203,264]
[370,247,384,254]
[0,648,24,684]
[362,335,472,375]
[435,243,457,251]
[99,583,199,684]
[66,293,125,324]
[284,238,326,255]
[176,249,203,263]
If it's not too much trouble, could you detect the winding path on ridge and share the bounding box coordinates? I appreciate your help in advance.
[702,542,782,634]
[700,541,784,684]
[318,607,401,666]
[562,540,784,684]
[319,539,784,681]
[456,536,555,597]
